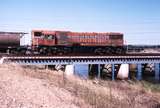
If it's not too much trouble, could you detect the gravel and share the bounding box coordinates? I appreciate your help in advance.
[0,64,90,108]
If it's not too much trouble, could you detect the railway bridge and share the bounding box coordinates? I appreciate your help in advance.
[0,54,160,81]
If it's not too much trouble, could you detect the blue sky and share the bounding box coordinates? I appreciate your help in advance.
[0,0,160,45]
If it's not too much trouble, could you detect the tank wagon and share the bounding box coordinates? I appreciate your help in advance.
[0,31,26,53]
[31,30,125,55]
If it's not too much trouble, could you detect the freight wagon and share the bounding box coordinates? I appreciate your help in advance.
[0,32,26,53]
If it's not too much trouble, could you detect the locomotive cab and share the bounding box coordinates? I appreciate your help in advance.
[32,30,56,46]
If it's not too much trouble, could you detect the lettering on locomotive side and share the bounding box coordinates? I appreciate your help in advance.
[31,30,123,47]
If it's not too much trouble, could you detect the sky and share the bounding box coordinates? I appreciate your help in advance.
[0,0,160,45]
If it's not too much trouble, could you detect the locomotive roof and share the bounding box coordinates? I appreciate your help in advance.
[32,30,123,35]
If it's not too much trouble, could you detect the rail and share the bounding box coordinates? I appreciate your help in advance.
[1,54,160,65]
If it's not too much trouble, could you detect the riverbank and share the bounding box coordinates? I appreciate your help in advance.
[0,64,160,108]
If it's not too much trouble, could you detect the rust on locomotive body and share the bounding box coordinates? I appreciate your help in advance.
[32,30,56,46]
[31,30,124,47]
[68,32,123,46]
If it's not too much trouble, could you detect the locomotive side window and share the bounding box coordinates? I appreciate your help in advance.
[109,35,123,39]
[43,35,54,40]
[34,32,42,37]
[48,35,53,40]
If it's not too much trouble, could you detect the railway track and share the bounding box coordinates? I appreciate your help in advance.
[1,52,160,57]
[0,53,159,65]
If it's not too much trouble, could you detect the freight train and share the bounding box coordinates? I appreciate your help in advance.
[0,30,126,55]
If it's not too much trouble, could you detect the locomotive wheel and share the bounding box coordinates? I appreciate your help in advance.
[104,48,112,54]
[57,50,65,56]
[94,48,104,55]
[115,48,122,54]
[10,49,18,55]
[20,49,27,55]
[51,50,57,55]
[63,47,71,55]
[25,49,33,55]
[57,47,71,55]
[49,48,57,55]
[47,49,54,55]
[39,47,47,55]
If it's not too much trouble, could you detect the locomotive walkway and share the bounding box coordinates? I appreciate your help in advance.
[1,54,160,81]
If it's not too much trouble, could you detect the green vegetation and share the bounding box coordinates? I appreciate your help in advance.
[141,81,160,92]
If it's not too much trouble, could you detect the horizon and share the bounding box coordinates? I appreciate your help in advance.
[0,0,160,45]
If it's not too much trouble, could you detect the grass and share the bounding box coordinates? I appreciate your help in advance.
[12,65,160,108]
[141,81,160,92]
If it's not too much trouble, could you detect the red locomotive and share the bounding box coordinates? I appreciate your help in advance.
[0,30,125,55]
[31,30,125,55]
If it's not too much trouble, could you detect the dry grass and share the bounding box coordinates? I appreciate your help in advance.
[0,64,160,108]
[20,65,160,108]
[0,64,91,108]
[60,76,160,108]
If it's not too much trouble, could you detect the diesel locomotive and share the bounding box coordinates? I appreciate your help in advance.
[0,30,126,55]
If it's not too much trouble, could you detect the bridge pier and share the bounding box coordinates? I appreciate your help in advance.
[117,64,129,79]
[89,64,130,80]
[0,57,5,64]
[101,64,112,79]
[98,64,101,79]
[137,64,142,80]
[88,64,102,79]
[65,65,74,75]
[112,64,115,80]
[155,63,160,81]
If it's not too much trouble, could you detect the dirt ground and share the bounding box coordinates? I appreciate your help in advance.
[0,64,160,108]
[0,64,90,108]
